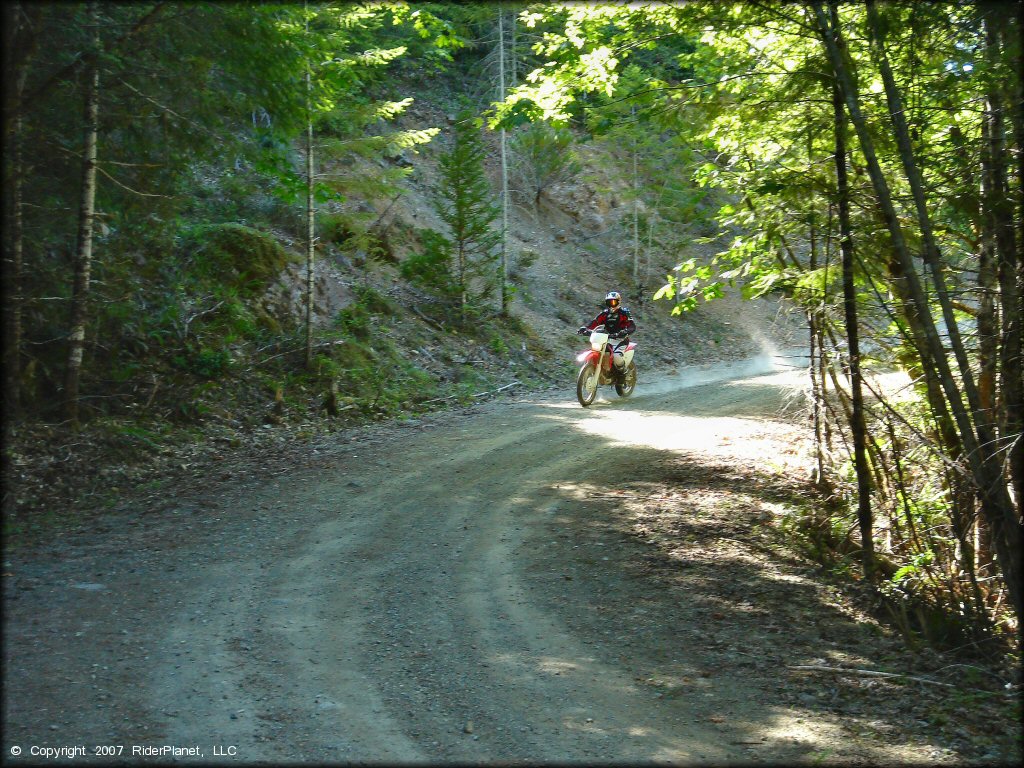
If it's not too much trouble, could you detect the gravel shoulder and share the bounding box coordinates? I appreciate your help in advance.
[3,361,1019,765]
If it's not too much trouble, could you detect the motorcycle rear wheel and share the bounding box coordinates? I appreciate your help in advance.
[615,361,637,397]
[576,362,598,407]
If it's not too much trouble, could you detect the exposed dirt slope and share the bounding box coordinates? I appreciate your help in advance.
[5,364,1016,764]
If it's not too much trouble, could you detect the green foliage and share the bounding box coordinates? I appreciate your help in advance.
[319,212,356,247]
[334,284,398,343]
[508,122,580,206]
[653,257,723,314]
[434,106,501,314]
[513,248,540,276]
[353,284,398,317]
[315,313,440,418]
[400,230,456,294]
[177,348,233,380]
[334,305,371,342]
[489,333,509,356]
[891,550,936,587]
[177,223,293,295]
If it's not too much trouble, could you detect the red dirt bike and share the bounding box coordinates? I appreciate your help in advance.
[575,327,637,407]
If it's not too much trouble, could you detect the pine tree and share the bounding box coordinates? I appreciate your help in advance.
[435,109,501,323]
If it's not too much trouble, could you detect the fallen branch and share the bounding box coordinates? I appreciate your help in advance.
[369,192,404,231]
[411,305,446,332]
[786,665,1011,696]
[250,340,345,367]
[181,300,225,340]
[473,381,520,398]
[416,347,442,366]
[420,393,459,405]
[421,381,521,405]
[142,374,160,411]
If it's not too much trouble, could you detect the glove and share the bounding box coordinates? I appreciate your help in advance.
[577,326,589,335]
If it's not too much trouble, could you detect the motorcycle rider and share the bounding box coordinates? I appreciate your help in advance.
[578,290,636,373]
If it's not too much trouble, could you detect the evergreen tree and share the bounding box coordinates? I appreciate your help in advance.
[434,108,501,323]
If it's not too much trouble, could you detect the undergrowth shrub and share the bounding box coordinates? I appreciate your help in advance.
[400,229,455,295]
[176,222,293,295]
[509,123,580,207]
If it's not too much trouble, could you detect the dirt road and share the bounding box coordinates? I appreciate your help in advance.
[3,360,1008,764]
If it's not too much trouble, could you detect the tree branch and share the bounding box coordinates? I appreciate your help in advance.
[10,3,167,123]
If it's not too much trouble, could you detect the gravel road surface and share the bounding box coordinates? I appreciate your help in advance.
[4,359,992,764]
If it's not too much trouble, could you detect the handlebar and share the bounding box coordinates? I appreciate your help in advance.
[577,327,629,339]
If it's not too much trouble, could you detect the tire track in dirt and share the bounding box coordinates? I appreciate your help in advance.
[7,363,976,764]
[154,367,808,763]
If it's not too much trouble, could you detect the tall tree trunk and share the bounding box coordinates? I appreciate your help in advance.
[63,1,101,426]
[806,127,828,490]
[2,1,40,516]
[866,0,1019,533]
[4,115,25,418]
[510,4,517,87]
[3,2,38,419]
[498,8,510,316]
[821,203,835,457]
[808,311,827,485]
[833,79,875,579]
[865,0,986,425]
[864,3,993,617]
[812,0,1023,622]
[979,108,999,418]
[983,11,1024,512]
[632,104,640,284]
[1017,1,1024,315]
[458,241,467,323]
[1015,1,1024,515]
[646,215,653,281]
[977,101,1000,576]
[2,111,25,518]
[304,4,315,369]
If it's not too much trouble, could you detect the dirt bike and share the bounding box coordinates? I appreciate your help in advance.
[575,327,637,407]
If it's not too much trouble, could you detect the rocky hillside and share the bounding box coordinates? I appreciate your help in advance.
[271,86,802,387]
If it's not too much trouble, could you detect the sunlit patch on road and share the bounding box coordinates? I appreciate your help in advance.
[538,369,813,480]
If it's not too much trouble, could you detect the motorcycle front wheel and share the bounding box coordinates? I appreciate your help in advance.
[615,361,637,397]
[576,362,599,407]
